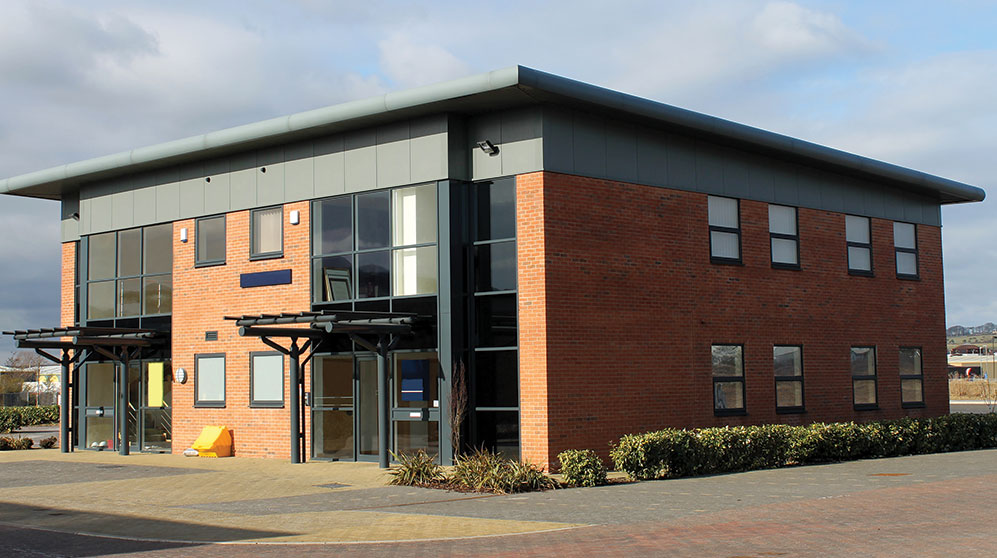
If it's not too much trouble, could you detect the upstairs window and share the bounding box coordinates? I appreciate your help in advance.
[846,215,872,275]
[712,344,745,415]
[708,196,741,263]
[251,206,283,259]
[894,222,918,279]
[196,215,226,266]
[769,205,799,269]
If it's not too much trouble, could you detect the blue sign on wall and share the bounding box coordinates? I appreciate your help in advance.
[240,269,292,288]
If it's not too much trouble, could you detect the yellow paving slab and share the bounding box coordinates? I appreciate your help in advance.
[0,449,582,543]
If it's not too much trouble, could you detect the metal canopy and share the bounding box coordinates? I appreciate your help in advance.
[2,326,169,455]
[226,310,418,467]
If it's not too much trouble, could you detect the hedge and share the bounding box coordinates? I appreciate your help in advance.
[0,406,60,434]
[610,414,997,480]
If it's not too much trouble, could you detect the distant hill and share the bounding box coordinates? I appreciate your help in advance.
[948,323,997,337]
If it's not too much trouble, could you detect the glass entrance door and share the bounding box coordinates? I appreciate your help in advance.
[312,357,355,460]
[81,360,171,452]
[392,353,440,456]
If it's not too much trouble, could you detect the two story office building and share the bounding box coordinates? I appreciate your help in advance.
[1,67,984,468]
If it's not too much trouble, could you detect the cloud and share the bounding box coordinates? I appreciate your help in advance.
[378,34,470,88]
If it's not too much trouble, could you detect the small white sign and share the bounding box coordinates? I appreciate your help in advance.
[409,412,421,418]
[432,400,439,408]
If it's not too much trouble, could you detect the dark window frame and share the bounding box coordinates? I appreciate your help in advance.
[250,205,284,260]
[774,345,805,414]
[899,346,925,408]
[195,214,227,267]
[894,222,919,280]
[708,196,742,265]
[249,351,285,408]
[769,205,800,270]
[194,353,226,408]
[712,343,746,416]
[851,346,878,410]
[83,225,172,323]
[846,215,873,277]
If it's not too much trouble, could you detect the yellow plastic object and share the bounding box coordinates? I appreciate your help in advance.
[191,425,232,457]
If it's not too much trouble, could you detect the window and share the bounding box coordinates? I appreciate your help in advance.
[899,347,924,407]
[196,215,226,266]
[712,344,745,415]
[251,206,283,259]
[84,224,172,322]
[769,205,799,268]
[846,215,872,275]
[250,352,284,407]
[851,346,877,409]
[708,196,740,263]
[195,354,225,407]
[894,222,918,279]
[774,345,804,412]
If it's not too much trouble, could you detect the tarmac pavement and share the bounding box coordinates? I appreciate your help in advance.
[1,447,995,556]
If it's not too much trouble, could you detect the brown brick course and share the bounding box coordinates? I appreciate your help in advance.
[516,171,947,468]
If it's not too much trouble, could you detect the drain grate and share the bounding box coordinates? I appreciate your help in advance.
[315,482,349,489]
[96,465,124,469]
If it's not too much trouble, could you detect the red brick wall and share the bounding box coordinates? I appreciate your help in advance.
[60,242,76,328]
[171,202,312,458]
[516,171,948,469]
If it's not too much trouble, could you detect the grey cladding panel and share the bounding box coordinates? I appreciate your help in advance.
[229,152,258,210]
[313,136,345,198]
[111,190,134,229]
[664,133,696,191]
[155,181,180,222]
[410,132,446,183]
[721,148,749,199]
[572,114,606,179]
[133,186,157,226]
[90,195,112,232]
[540,109,573,174]
[376,123,411,188]
[257,148,285,206]
[285,142,315,202]
[345,130,376,192]
[470,113,502,179]
[694,142,724,195]
[636,129,668,188]
[604,121,638,183]
[179,164,205,219]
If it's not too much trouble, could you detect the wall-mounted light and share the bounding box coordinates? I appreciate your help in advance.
[70,212,80,221]
[289,210,300,225]
[180,228,188,243]
[476,140,499,155]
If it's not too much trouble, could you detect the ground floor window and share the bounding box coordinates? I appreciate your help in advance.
[851,346,877,409]
[899,347,924,407]
[774,345,804,413]
[250,352,284,407]
[195,354,226,407]
[712,344,745,415]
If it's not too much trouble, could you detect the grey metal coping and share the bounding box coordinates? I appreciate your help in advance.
[0,65,985,204]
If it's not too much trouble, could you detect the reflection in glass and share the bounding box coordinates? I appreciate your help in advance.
[853,379,876,405]
[252,207,283,256]
[144,223,173,274]
[358,359,379,456]
[86,363,115,407]
[88,281,115,320]
[475,294,517,347]
[474,411,519,460]
[474,242,516,292]
[711,345,743,377]
[394,420,439,456]
[315,358,353,408]
[714,381,744,410]
[315,410,354,460]
[196,216,226,264]
[118,278,141,317]
[142,409,172,451]
[357,191,389,250]
[143,275,172,315]
[88,232,116,280]
[476,179,516,241]
[776,381,803,408]
[86,417,114,450]
[313,196,353,255]
[117,228,141,277]
[357,251,390,298]
[474,350,518,408]
[901,379,923,404]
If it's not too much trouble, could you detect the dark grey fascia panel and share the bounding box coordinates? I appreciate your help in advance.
[2,65,985,206]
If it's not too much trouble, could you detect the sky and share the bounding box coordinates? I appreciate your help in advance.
[1,0,995,359]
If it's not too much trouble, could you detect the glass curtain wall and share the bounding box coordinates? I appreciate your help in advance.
[469,178,519,460]
[310,183,440,460]
[84,223,172,329]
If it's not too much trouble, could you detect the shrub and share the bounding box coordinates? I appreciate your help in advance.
[0,436,32,450]
[612,414,997,481]
[450,449,557,493]
[39,436,58,449]
[557,449,607,487]
[387,450,444,486]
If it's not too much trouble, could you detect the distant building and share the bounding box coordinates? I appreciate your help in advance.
[1,67,986,467]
